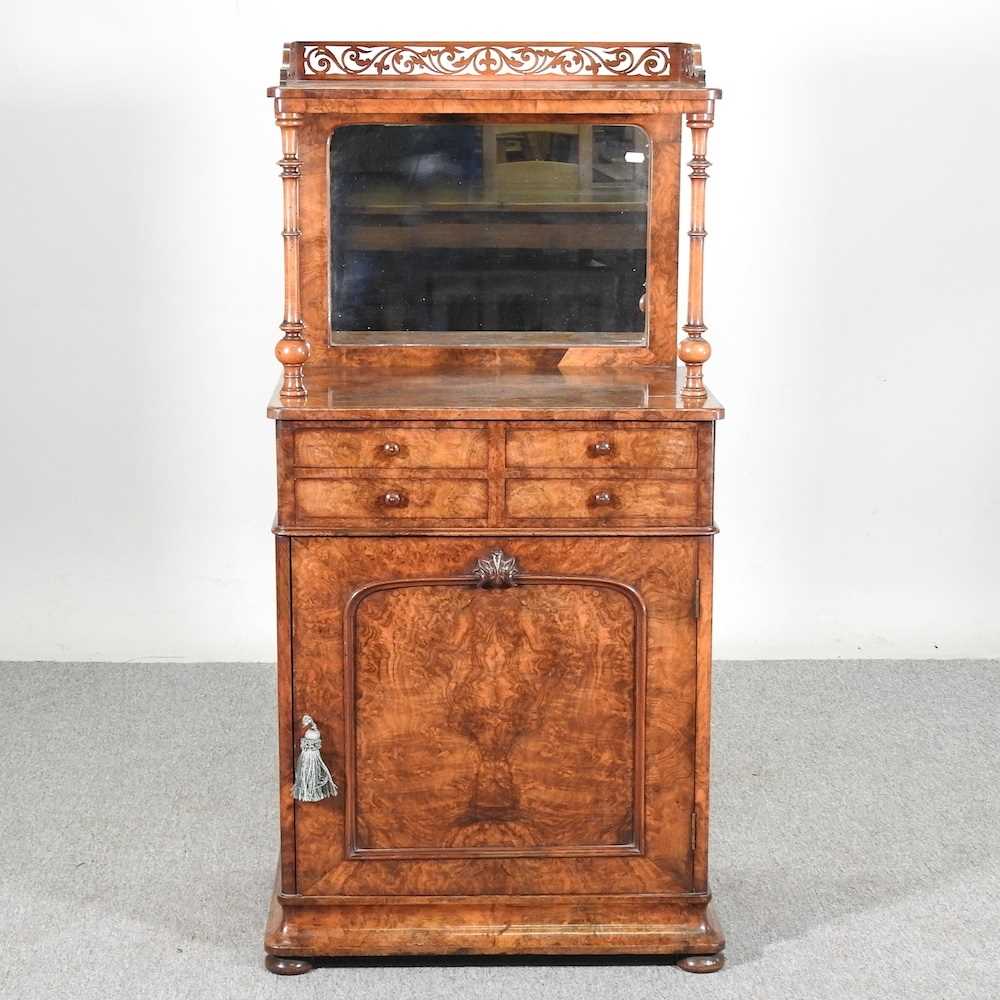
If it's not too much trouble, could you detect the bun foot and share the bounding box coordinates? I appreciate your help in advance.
[265,954,313,975]
[677,951,725,973]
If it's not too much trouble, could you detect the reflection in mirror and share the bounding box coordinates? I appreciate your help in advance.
[329,123,650,347]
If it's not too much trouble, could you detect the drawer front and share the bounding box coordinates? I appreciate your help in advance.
[296,478,489,523]
[294,427,488,469]
[505,478,698,524]
[506,426,697,470]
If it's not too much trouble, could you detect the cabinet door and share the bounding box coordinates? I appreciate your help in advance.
[290,536,700,898]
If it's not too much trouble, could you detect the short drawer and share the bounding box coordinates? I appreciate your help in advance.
[294,427,488,469]
[505,425,697,470]
[295,477,489,523]
[505,478,698,524]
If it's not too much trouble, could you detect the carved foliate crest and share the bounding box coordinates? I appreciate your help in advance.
[473,549,519,588]
[279,41,710,84]
[299,43,681,79]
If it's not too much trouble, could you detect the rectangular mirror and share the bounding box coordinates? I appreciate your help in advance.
[329,123,651,347]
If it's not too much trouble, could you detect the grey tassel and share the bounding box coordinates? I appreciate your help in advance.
[292,715,338,802]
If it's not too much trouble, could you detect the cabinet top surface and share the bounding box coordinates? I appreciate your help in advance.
[267,367,724,421]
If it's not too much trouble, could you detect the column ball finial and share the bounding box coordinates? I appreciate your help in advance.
[678,337,711,365]
[275,335,310,367]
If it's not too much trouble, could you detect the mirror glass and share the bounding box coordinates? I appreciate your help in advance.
[329,123,650,347]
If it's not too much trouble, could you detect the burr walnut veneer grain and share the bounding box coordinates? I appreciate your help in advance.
[294,476,490,525]
[265,40,725,974]
[294,426,489,469]
[278,418,714,531]
[273,538,716,910]
[506,425,697,469]
[504,476,699,524]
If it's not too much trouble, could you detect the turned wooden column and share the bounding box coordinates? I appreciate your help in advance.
[680,108,714,401]
[275,110,308,398]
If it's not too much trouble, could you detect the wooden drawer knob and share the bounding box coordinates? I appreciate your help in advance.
[591,490,615,507]
[381,441,401,456]
[380,490,408,508]
[589,440,614,457]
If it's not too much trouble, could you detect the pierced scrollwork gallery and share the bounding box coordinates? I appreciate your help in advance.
[473,549,520,588]
[293,43,701,81]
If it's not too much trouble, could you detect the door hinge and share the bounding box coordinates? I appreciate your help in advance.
[693,578,701,620]
[690,812,698,853]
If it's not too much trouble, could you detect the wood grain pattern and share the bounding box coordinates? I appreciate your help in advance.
[266,882,725,958]
[268,368,724,422]
[275,536,296,894]
[692,534,715,891]
[269,42,720,107]
[506,425,696,469]
[294,477,488,524]
[505,477,698,524]
[290,536,699,898]
[264,40,726,969]
[266,887,725,958]
[345,575,643,857]
[294,426,488,469]
[695,422,715,528]
[272,91,718,117]
[275,418,714,533]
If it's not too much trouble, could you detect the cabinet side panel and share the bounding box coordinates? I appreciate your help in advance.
[692,535,714,891]
[696,422,714,525]
[276,422,296,526]
[275,535,296,893]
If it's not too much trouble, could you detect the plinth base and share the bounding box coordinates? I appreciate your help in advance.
[264,872,725,973]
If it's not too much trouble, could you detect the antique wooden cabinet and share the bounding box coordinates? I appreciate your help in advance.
[264,41,725,975]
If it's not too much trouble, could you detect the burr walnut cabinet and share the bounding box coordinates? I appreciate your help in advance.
[264,41,726,975]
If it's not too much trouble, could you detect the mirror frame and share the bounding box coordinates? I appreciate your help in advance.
[296,112,683,370]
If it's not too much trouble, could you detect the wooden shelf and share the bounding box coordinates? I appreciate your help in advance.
[267,367,724,421]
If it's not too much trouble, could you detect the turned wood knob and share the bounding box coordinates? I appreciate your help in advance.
[589,440,614,457]
[591,490,615,507]
[380,490,407,508]
[381,441,401,456]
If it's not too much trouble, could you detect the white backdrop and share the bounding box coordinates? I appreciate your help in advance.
[2,0,998,661]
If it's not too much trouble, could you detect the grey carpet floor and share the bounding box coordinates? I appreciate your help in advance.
[1,660,997,999]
